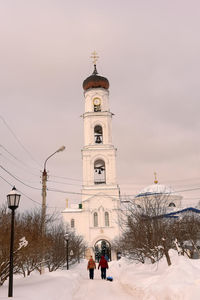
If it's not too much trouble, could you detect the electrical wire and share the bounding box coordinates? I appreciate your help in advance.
[0,175,13,187]
[0,152,40,178]
[0,175,42,206]
[0,165,41,190]
[0,115,42,168]
[49,175,82,182]
[48,180,81,187]
[47,187,128,200]
[2,163,200,203]
[0,144,40,173]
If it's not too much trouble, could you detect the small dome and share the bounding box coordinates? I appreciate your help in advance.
[83,65,109,91]
[135,184,174,198]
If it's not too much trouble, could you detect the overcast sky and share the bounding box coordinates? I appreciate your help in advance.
[1,0,200,212]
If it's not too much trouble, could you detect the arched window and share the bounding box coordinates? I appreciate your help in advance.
[94,159,106,184]
[94,125,103,144]
[94,212,98,227]
[105,212,109,227]
[71,219,75,228]
[169,202,176,207]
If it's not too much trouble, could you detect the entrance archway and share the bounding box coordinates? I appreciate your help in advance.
[94,239,111,262]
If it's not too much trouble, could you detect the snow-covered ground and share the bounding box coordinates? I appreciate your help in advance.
[1,250,200,299]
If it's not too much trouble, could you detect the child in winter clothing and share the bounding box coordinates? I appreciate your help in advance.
[98,255,109,279]
[87,256,96,279]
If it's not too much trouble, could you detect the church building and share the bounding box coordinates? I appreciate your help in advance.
[62,53,121,260]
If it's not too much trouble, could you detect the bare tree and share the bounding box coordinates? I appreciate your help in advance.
[0,205,27,285]
[0,204,87,286]
[116,194,173,265]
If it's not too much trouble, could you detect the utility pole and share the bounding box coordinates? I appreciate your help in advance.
[41,146,65,274]
[41,168,47,237]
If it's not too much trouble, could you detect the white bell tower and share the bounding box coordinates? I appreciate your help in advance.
[62,53,121,260]
[81,53,120,201]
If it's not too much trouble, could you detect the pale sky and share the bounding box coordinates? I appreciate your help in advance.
[1,0,200,212]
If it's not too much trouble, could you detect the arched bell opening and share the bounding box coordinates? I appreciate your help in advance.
[94,159,106,184]
[94,239,111,262]
[94,125,103,144]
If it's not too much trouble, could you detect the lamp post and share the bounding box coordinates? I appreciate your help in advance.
[64,233,69,270]
[41,146,65,234]
[7,186,21,298]
[41,146,65,274]
[41,146,65,273]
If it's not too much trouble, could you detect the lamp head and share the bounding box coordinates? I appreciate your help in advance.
[64,233,69,241]
[7,186,21,210]
[57,146,65,153]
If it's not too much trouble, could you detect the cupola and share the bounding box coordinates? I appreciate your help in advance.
[83,51,109,91]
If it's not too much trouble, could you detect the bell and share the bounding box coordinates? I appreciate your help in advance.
[95,135,102,143]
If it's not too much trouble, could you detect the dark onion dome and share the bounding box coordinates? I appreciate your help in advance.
[83,65,109,91]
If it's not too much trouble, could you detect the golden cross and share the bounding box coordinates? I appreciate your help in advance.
[154,172,158,184]
[90,51,99,65]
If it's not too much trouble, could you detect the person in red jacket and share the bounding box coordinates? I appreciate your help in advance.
[98,255,109,279]
[87,256,96,279]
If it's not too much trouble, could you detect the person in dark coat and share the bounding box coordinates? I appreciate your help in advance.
[98,255,109,279]
[87,256,96,279]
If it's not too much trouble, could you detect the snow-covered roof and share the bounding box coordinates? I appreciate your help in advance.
[135,183,175,198]
[157,207,200,219]
[62,208,82,213]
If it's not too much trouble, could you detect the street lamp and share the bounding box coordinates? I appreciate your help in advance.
[41,146,65,273]
[41,145,65,233]
[7,186,21,298]
[64,233,69,270]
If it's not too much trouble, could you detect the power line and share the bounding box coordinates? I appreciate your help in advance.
[0,175,41,206]
[0,175,13,187]
[47,187,124,200]
[175,187,200,194]
[2,162,200,202]
[2,173,200,209]
[120,177,200,187]
[0,152,40,178]
[49,175,82,182]
[48,180,81,187]
[19,190,41,206]
[0,115,42,168]
[0,144,40,173]
[0,165,41,191]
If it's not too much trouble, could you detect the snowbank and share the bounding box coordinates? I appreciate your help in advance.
[113,250,200,299]
[0,266,81,300]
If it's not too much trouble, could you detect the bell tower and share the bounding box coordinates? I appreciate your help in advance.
[62,53,121,260]
[81,53,120,201]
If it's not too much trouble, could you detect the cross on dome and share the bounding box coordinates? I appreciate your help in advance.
[82,52,109,90]
[90,51,99,65]
[154,172,158,184]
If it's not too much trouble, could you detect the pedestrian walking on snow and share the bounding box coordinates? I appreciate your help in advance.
[98,255,109,279]
[87,256,96,279]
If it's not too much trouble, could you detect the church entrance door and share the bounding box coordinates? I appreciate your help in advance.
[94,240,111,262]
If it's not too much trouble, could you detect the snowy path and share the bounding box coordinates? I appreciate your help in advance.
[73,278,134,300]
[72,266,142,300]
[0,262,143,300]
